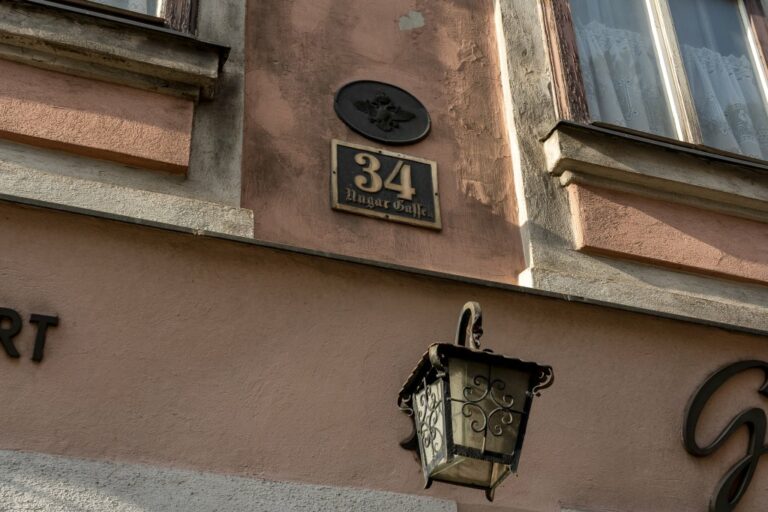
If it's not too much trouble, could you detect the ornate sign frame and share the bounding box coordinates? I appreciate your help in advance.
[331,139,441,230]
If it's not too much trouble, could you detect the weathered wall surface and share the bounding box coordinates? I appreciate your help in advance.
[243,0,523,283]
[0,59,193,173]
[1,202,766,511]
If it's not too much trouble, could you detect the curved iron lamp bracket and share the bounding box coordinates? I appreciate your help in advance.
[400,302,483,451]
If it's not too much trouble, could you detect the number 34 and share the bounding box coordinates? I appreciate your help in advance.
[353,152,416,200]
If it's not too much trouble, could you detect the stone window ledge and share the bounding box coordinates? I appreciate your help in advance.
[0,0,229,100]
[543,121,768,223]
[0,152,254,239]
[523,257,768,333]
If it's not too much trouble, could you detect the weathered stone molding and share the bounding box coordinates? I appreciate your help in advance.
[527,261,768,332]
[544,122,768,223]
[0,0,228,100]
[0,158,254,238]
[0,451,457,512]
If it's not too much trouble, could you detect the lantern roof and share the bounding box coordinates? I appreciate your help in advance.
[397,343,553,408]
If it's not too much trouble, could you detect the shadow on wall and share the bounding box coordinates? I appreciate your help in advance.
[0,451,457,512]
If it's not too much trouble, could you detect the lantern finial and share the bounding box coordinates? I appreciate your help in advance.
[455,301,482,350]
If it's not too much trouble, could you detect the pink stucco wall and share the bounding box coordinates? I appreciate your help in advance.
[1,201,766,511]
[243,0,523,284]
[568,185,768,284]
[0,59,193,173]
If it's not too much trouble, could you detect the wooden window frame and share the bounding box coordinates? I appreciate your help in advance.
[50,0,198,33]
[542,0,768,154]
[163,0,197,33]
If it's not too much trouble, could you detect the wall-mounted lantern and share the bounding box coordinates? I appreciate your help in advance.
[397,302,554,501]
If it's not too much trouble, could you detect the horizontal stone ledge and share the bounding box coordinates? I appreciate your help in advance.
[526,262,768,333]
[0,450,457,512]
[0,163,254,239]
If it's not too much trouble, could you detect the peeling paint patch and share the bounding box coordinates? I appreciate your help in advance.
[399,11,424,31]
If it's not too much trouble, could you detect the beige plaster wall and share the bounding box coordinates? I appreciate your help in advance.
[1,202,767,511]
[0,59,193,173]
[569,184,768,284]
[243,0,523,283]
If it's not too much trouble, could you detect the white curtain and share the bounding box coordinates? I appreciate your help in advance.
[671,0,768,159]
[571,0,677,138]
[91,0,163,17]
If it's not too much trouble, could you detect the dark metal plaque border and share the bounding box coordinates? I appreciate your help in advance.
[331,139,441,230]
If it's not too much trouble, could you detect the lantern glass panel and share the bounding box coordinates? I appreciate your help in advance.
[448,358,530,458]
[413,379,448,477]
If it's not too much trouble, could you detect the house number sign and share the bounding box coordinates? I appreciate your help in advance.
[0,307,58,362]
[683,360,768,512]
[331,139,441,230]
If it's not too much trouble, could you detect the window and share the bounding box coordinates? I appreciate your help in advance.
[49,0,197,32]
[544,0,768,160]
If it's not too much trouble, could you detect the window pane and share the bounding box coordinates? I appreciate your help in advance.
[85,0,163,17]
[570,0,677,138]
[670,0,768,158]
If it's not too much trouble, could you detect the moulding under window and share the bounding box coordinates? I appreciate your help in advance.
[544,122,768,223]
[0,0,228,100]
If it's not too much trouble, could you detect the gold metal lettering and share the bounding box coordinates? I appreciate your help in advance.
[383,160,416,200]
[353,152,383,193]
[353,152,417,200]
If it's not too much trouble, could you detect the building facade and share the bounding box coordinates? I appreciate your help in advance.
[0,0,767,511]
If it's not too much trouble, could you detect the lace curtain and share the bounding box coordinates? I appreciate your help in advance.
[90,0,163,16]
[671,0,768,159]
[571,0,677,138]
[572,0,768,159]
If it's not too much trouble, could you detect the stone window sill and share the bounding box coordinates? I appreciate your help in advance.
[0,0,229,100]
[543,121,768,224]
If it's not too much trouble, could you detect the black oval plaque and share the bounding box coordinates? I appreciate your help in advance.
[334,81,431,145]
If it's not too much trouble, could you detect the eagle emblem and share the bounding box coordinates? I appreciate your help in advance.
[354,93,416,132]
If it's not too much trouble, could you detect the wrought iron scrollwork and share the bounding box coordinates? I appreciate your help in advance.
[683,360,768,512]
[416,378,444,454]
[533,365,555,396]
[451,373,524,452]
